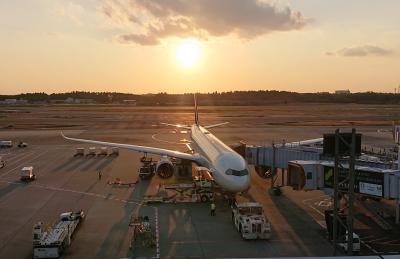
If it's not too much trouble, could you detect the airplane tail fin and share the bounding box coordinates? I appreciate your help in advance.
[194,94,199,125]
[193,93,229,129]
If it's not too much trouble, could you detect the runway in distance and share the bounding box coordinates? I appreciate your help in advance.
[62,95,251,193]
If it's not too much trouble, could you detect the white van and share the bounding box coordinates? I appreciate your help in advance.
[20,166,36,182]
[0,141,13,148]
[338,232,361,254]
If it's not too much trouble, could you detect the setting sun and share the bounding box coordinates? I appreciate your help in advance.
[176,39,201,68]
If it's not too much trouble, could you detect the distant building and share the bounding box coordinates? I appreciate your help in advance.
[3,99,17,105]
[335,90,351,94]
[123,100,137,105]
[50,99,65,104]
[0,99,28,105]
[64,97,75,104]
[74,98,94,104]
[63,98,95,104]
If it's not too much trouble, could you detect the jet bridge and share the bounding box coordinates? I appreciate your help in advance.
[246,144,400,223]
[246,145,398,170]
[246,145,322,169]
[286,160,400,199]
[287,160,400,224]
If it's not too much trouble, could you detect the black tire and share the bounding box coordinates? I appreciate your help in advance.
[239,224,247,240]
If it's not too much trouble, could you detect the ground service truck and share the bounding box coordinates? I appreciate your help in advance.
[20,166,36,182]
[232,202,271,240]
[33,210,84,258]
[0,140,12,148]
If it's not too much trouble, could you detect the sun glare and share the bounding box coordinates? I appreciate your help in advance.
[176,39,201,68]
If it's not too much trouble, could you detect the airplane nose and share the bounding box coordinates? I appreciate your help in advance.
[228,175,250,192]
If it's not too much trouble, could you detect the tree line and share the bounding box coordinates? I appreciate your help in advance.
[1,91,399,105]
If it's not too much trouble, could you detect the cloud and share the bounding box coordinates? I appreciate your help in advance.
[327,45,393,57]
[102,0,308,45]
[117,34,159,45]
[54,2,85,25]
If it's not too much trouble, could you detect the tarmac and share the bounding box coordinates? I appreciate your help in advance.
[0,104,399,258]
[0,141,334,258]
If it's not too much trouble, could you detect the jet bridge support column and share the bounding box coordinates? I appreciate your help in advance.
[270,142,276,191]
[332,129,358,256]
[396,199,400,225]
[397,144,400,170]
[396,141,400,224]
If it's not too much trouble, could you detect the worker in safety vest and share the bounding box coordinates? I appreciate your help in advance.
[210,202,216,216]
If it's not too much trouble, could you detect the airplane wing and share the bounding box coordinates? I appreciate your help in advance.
[204,122,229,129]
[61,132,203,164]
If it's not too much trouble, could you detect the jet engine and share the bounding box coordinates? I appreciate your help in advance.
[156,157,174,178]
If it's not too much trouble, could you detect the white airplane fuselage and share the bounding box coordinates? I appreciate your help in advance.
[190,125,251,192]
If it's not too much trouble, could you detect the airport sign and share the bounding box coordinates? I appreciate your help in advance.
[323,166,384,197]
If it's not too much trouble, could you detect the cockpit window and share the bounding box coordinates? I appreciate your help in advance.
[225,169,249,176]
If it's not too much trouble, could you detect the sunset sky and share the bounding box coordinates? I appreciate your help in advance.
[1,0,399,94]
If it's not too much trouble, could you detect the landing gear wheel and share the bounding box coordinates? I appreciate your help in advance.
[239,224,245,239]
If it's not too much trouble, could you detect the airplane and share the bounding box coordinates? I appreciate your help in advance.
[62,95,251,193]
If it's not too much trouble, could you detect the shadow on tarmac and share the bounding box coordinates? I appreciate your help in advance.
[269,192,329,256]
[53,157,81,171]
[95,156,117,171]
[95,177,151,259]
[0,181,26,199]
[161,204,208,258]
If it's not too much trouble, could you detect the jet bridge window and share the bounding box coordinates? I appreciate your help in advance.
[225,169,249,176]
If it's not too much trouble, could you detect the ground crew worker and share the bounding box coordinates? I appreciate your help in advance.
[210,202,216,216]
[98,170,102,180]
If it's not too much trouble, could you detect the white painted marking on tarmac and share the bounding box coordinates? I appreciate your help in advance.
[360,239,379,254]
[315,200,332,207]
[301,195,329,218]
[0,178,162,258]
[301,195,384,254]
[151,133,188,145]
[365,237,390,243]
[0,151,35,168]
[307,203,325,217]
[302,195,329,204]
[0,150,50,179]
[0,180,143,206]
[155,207,160,258]
[316,220,327,229]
